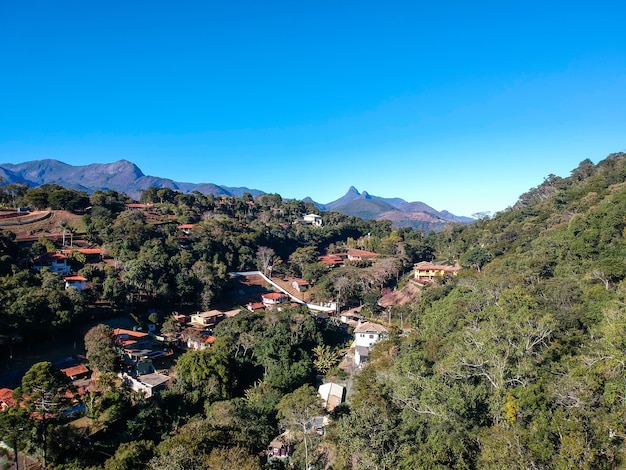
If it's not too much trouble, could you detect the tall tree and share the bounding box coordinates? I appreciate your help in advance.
[276,384,323,470]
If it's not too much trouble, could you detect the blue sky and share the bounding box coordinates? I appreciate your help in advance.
[1,1,624,216]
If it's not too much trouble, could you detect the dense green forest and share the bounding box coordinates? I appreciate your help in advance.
[2,152,626,469]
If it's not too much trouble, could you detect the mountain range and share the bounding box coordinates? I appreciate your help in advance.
[0,159,473,230]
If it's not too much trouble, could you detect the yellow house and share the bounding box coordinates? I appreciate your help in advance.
[414,261,460,280]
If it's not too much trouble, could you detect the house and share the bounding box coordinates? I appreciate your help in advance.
[61,248,103,263]
[413,261,461,281]
[113,328,150,348]
[181,328,215,350]
[261,292,290,307]
[33,252,71,274]
[318,382,346,412]
[302,214,323,226]
[319,253,347,267]
[125,203,154,211]
[353,321,390,365]
[64,275,88,290]
[291,278,309,292]
[347,249,379,263]
[190,310,226,327]
[354,322,389,349]
[246,301,265,312]
[0,388,16,411]
[121,372,169,398]
[60,364,90,381]
[340,312,364,328]
[177,223,195,235]
[267,431,293,462]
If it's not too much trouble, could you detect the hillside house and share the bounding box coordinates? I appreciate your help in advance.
[267,431,294,462]
[61,364,90,381]
[354,321,390,365]
[125,203,154,211]
[261,292,290,307]
[319,253,347,267]
[413,261,461,281]
[177,223,195,235]
[318,382,346,412]
[121,372,169,398]
[61,248,103,263]
[0,388,16,411]
[347,249,379,263]
[291,278,309,292]
[33,252,71,274]
[190,310,226,327]
[64,275,88,290]
[302,214,323,226]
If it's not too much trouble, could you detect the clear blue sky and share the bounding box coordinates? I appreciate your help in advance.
[1,1,624,216]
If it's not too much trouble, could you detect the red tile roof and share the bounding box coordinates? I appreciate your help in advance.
[60,364,90,378]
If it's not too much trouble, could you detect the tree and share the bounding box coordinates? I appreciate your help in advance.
[256,246,275,277]
[312,344,343,375]
[276,385,324,470]
[0,407,32,470]
[104,440,155,470]
[18,362,74,466]
[84,324,118,373]
[205,447,261,470]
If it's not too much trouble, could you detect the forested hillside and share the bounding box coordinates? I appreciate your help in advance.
[327,152,626,468]
[1,152,626,469]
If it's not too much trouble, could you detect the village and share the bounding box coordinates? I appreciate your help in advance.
[0,199,461,469]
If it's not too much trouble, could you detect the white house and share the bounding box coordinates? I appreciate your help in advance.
[190,310,225,327]
[302,214,322,226]
[33,252,71,274]
[353,321,389,365]
[318,382,346,412]
[121,372,169,398]
[261,292,290,306]
[64,275,88,290]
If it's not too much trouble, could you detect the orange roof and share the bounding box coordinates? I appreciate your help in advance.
[178,223,195,229]
[35,252,67,262]
[62,248,103,255]
[65,275,88,281]
[347,249,379,258]
[113,328,149,338]
[0,388,15,408]
[61,364,90,378]
[262,292,289,300]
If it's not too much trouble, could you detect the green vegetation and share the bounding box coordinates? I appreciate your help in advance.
[2,152,626,468]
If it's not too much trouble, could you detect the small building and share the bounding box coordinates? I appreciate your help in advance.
[267,431,293,462]
[318,382,346,412]
[0,388,16,411]
[291,278,309,292]
[302,214,322,226]
[177,223,195,235]
[64,275,88,290]
[319,253,347,267]
[190,310,226,327]
[347,249,379,263]
[113,328,150,348]
[121,372,169,398]
[125,203,154,211]
[60,364,90,381]
[261,292,290,306]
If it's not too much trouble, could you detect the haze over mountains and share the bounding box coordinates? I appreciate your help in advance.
[0,159,473,230]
